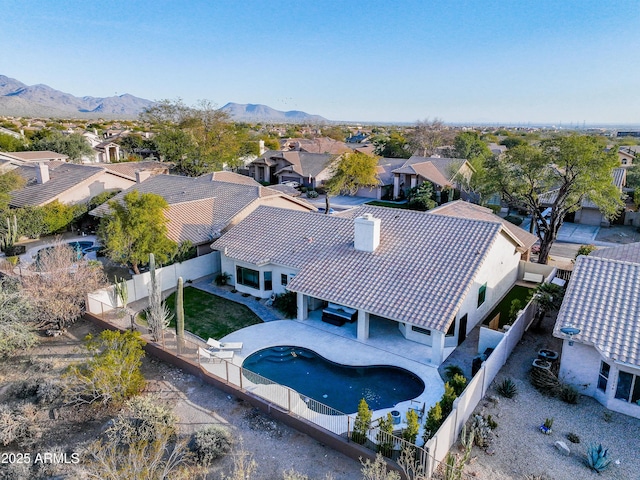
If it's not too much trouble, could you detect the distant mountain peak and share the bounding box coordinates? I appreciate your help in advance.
[0,74,155,118]
[220,102,328,123]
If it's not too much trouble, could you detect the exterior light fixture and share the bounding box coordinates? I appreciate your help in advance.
[560,325,581,346]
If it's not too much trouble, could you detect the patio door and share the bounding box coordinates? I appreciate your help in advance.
[458,314,467,346]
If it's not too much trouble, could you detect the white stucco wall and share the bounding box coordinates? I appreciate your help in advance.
[219,254,298,299]
[450,231,521,343]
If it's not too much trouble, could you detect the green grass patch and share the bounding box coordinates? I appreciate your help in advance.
[365,200,411,209]
[483,285,533,328]
[165,287,262,340]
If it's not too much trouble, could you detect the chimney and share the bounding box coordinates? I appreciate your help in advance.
[135,170,152,183]
[259,139,266,155]
[35,162,50,184]
[354,213,381,252]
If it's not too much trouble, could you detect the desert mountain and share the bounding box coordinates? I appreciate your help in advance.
[0,75,154,118]
[220,102,328,123]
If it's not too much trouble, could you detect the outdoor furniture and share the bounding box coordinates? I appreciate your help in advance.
[409,402,426,421]
[321,303,357,326]
[199,347,234,362]
[207,338,243,351]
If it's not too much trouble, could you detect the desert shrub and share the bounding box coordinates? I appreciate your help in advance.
[107,396,176,445]
[559,384,580,404]
[567,432,580,444]
[190,425,232,466]
[530,366,562,395]
[443,364,464,382]
[215,271,231,286]
[360,453,401,480]
[272,291,297,318]
[448,374,467,396]
[12,379,40,399]
[575,244,597,258]
[486,414,498,430]
[35,380,62,405]
[0,402,41,447]
[63,330,146,407]
[423,402,443,442]
[496,377,518,398]
[471,415,494,448]
[586,443,611,473]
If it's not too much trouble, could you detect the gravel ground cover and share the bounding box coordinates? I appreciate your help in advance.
[463,313,640,480]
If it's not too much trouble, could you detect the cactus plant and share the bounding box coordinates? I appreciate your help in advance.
[496,377,518,398]
[176,276,185,353]
[586,443,611,473]
[146,253,172,342]
[1,215,18,252]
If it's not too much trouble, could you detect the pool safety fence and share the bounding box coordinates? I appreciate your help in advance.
[85,298,433,476]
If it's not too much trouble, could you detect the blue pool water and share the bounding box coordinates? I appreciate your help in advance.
[242,346,425,414]
[36,241,95,267]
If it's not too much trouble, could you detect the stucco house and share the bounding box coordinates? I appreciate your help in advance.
[91,171,316,256]
[391,156,475,203]
[538,167,626,226]
[248,150,337,189]
[211,203,535,365]
[553,243,640,418]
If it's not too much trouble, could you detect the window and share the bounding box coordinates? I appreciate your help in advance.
[615,371,640,405]
[411,325,431,336]
[477,283,487,308]
[236,266,259,289]
[281,273,288,286]
[597,361,610,392]
[264,271,272,291]
[445,319,456,337]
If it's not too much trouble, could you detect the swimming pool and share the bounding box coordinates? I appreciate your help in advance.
[35,241,95,267]
[242,346,425,414]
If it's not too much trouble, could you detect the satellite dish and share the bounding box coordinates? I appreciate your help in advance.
[560,326,581,346]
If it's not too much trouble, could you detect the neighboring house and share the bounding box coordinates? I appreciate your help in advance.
[553,243,640,419]
[8,160,164,208]
[488,143,507,157]
[248,150,337,189]
[281,137,352,155]
[391,156,475,202]
[0,150,69,163]
[538,167,627,226]
[211,203,533,365]
[91,172,316,256]
[0,126,23,139]
[81,131,121,163]
[618,146,639,168]
[354,157,407,200]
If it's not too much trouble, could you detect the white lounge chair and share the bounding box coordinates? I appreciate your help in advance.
[207,338,243,351]
[199,347,234,362]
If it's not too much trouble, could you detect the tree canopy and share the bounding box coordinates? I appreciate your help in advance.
[324,152,378,213]
[485,135,623,263]
[373,131,411,159]
[406,118,452,157]
[98,191,177,274]
[141,99,246,176]
[31,130,93,162]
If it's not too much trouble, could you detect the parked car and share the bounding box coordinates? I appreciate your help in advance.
[281,181,300,188]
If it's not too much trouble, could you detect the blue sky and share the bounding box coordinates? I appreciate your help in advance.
[1,0,639,125]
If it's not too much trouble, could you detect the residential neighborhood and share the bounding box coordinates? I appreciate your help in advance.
[1,3,640,479]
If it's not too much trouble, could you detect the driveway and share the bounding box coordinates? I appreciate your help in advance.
[306,194,372,211]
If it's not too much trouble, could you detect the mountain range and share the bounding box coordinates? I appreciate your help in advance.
[0,75,328,122]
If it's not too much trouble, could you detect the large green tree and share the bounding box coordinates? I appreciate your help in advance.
[98,191,177,274]
[141,99,244,176]
[373,131,411,159]
[0,169,26,216]
[485,135,623,264]
[324,152,378,213]
[32,130,93,162]
[0,132,27,152]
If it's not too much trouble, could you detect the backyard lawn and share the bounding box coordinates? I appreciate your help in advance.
[165,287,262,340]
[483,285,533,329]
[365,200,412,209]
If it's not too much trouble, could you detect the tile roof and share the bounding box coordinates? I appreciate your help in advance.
[391,156,467,187]
[90,174,313,244]
[198,171,261,186]
[101,161,170,180]
[212,205,509,331]
[591,242,640,264]
[430,200,537,251]
[10,163,105,207]
[553,255,640,366]
[0,150,69,162]
[284,137,352,155]
[257,150,336,179]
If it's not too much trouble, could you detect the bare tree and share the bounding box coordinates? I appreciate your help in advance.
[21,243,106,330]
[407,118,452,157]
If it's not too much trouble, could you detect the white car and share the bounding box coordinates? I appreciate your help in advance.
[280,181,301,188]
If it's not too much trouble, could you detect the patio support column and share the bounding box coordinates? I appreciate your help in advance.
[357,310,369,341]
[296,292,308,320]
[264,165,270,183]
[410,175,417,189]
[393,174,400,199]
[431,330,445,365]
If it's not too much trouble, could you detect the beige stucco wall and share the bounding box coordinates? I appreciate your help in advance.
[52,172,134,205]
